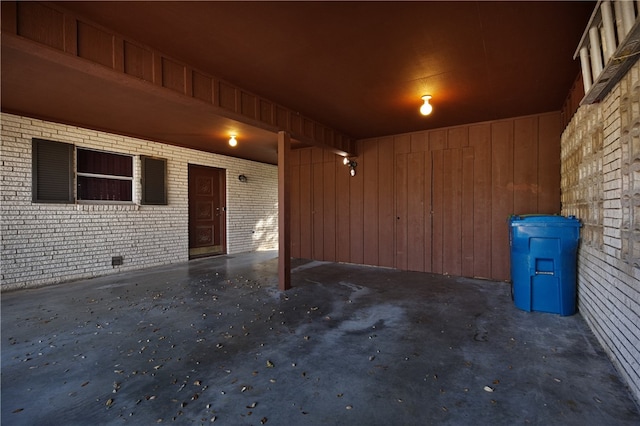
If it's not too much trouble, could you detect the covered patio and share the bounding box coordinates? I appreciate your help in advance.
[2,252,639,425]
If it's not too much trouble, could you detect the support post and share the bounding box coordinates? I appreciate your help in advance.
[278,131,292,290]
[579,47,592,93]
[588,26,603,79]
[601,0,617,63]
[620,0,636,36]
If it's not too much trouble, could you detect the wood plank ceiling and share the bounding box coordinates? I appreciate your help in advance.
[1,1,595,164]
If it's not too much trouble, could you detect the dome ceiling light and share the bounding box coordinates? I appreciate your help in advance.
[420,95,433,116]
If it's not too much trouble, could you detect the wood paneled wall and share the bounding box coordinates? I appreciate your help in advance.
[290,112,561,281]
[561,73,585,130]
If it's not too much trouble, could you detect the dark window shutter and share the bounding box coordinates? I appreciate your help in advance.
[32,138,74,203]
[141,156,167,205]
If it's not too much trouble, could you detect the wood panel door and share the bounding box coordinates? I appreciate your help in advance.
[188,165,226,258]
[396,147,475,277]
[431,147,474,277]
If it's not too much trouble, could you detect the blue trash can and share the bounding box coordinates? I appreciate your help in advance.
[509,215,581,316]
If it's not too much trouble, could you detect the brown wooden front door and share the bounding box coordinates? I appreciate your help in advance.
[188,165,226,258]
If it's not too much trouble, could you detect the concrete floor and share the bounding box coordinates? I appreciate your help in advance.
[2,251,639,426]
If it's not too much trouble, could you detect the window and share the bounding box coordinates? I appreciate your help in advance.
[31,138,168,205]
[77,148,133,201]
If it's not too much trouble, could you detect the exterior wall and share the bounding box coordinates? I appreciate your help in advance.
[290,112,562,282]
[0,113,278,291]
[561,63,640,403]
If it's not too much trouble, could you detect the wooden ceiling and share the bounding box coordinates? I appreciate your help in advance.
[1,1,595,164]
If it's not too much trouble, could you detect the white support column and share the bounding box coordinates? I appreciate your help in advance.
[620,0,636,37]
[589,26,604,78]
[601,0,617,63]
[615,1,625,40]
[580,46,593,93]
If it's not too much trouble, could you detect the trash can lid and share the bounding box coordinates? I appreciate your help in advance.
[509,214,581,227]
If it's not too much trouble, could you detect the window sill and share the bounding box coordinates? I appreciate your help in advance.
[75,202,140,212]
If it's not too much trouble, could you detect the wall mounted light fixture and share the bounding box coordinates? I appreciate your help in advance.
[343,157,357,177]
[420,95,433,116]
[229,135,238,147]
[238,174,248,182]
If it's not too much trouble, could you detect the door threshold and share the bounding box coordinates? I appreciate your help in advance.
[189,252,227,260]
[189,246,226,259]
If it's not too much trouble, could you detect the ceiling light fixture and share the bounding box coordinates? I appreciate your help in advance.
[229,135,237,147]
[420,95,433,116]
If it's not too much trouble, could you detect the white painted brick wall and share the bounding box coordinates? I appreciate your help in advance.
[0,113,278,290]
[561,62,640,404]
